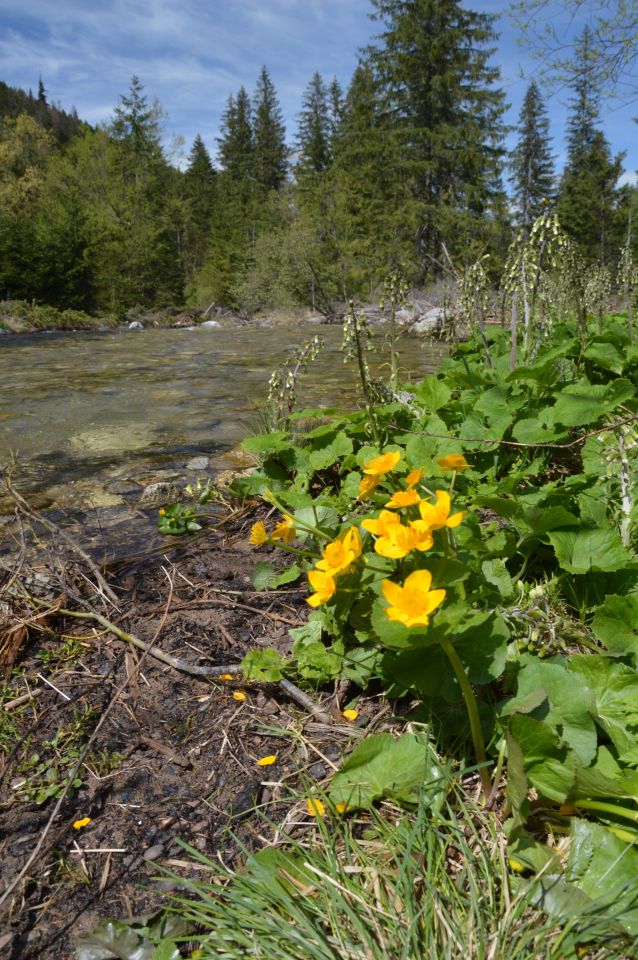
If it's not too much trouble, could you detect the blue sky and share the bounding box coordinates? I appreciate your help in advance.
[0,0,636,180]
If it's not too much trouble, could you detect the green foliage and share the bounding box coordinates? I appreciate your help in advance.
[230,308,638,939]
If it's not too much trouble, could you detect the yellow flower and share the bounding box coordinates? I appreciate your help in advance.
[405,468,423,488]
[233,691,247,702]
[249,520,269,545]
[342,708,358,721]
[219,673,234,681]
[307,569,337,607]
[271,514,296,543]
[257,754,277,766]
[362,511,414,558]
[316,525,362,576]
[436,453,470,472]
[418,490,465,530]
[158,508,166,516]
[374,523,416,559]
[335,802,349,815]
[361,509,401,538]
[306,797,326,817]
[382,569,446,628]
[407,519,434,553]
[508,857,527,873]
[358,474,380,500]
[362,450,401,476]
[72,817,92,830]
[384,488,421,509]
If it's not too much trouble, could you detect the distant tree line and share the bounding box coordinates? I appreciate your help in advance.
[0,0,636,317]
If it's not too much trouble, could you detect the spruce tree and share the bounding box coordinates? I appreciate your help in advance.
[295,73,332,174]
[509,80,555,233]
[183,134,216,276]
[558,26,625,264]
[565,25,601,164]
[367,0,508,270]
[217,87,254,182]
[252,66,287,193]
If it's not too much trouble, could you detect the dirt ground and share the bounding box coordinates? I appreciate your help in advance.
[0,501,367,958]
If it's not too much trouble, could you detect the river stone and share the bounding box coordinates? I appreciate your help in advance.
[139,481,182,506]
[413,308,445,334]
[186,456,209,470]
[199,319,222,328]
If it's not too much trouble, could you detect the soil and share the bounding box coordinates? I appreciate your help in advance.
[0,501,367,959]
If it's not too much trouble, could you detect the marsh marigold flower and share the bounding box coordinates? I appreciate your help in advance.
[382,570,446,628]
[362,510,414,558]
[249,520,269,545]
[271,514,296,543]
[316,525,362,576]
[436,453,470,472]
[358,474,380,500]
[405,468,423,487]
[406,519,434,553]
[307,569,337,607]
[385,488,421,509]
[418,490,464,530]
[362,450,401,476]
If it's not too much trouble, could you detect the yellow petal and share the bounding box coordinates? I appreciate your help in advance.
[72,817,92,830]
[219,673,234,681]
[362,450,401,476]
[436,454,470,472]
[335,802,349,815]
[257,755,277,766]
[249,520,269,545]
[233,691,247,702]
[306,797,326,817]
[342,708,359,721]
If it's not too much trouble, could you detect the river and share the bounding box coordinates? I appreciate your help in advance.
[0,324,445,516]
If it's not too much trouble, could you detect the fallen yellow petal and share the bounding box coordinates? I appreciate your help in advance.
[219,673,234,681]
[508,857,527,873]
[342,708,359,721]
[233,691,247,702]
[306,797,326,817]
[335,802,349,815]
[72,817,92,830]
[257,754,277,766]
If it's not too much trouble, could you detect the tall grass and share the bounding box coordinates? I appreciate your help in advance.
[162,788,634,960]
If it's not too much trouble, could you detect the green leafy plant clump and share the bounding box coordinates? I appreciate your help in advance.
[226,307,638,944]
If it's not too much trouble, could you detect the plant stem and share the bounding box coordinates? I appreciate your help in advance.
[572,798,638,824]
[439,635,491,798]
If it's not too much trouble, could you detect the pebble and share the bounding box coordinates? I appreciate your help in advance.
[143,844,164,861]
[186,456,209,470]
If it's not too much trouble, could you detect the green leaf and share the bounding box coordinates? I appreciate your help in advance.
[508,715,576,802]
[413,376,451,411]
[548,527,631,574]
[329,732,448,810]
[508,659,597,765]
[241,431,292,454]
[252,561,301,591]
[591,595,638,659]
[568,820,638,937]
[523,506,580,535]
[481,558,514,598]
[241,648,287,682]
[548,380,634,427]
[583,340,626,374]
[511,415,563,444]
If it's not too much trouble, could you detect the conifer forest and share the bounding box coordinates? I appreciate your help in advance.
[0,0,635,319]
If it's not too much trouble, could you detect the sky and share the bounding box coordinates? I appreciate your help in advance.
[0,0,636,180]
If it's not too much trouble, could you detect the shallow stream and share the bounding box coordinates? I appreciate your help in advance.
[0,324,444,518]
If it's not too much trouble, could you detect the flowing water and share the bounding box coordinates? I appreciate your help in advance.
[0,324,445,518]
